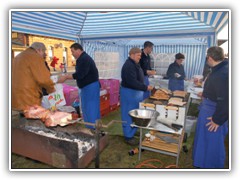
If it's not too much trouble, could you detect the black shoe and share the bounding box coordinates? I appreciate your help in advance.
[125,137,139,146]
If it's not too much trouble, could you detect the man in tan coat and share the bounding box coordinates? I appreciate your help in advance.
[12,42,56,111]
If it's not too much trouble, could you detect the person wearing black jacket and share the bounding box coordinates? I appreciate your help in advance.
[65,43,100,129]
[120,47,153,145]
[192,46,229,168]
[202,57,211,81]
[139,41,156,99]
[166,53,186,91]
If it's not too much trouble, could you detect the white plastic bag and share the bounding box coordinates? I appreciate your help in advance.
[41,84,66,109]
[50,75,58,83]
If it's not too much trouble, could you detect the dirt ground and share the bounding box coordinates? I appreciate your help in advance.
[11,105,229,169]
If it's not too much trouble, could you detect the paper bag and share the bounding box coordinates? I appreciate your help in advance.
[42,84,66,109]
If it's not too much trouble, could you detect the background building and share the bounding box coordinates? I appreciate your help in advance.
[12,32,75,71]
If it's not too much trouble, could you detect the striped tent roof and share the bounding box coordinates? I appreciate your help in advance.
[11,10,229,44]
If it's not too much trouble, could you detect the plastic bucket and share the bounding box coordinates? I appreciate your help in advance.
[185,116,197,137]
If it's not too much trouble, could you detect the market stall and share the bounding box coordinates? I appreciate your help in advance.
[10,10,229,169]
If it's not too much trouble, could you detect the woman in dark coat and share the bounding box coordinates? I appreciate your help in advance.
[166,53,186,91]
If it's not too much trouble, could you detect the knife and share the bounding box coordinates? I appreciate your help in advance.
[171,123,183,130]
[157,121,183,131]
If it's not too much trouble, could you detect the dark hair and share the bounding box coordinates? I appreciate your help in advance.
[70,43,83,51]
[207,46,225,62]
[175,53,185,59]
[144,41,154,48]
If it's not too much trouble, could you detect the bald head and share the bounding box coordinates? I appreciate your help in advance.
[30,42,47,60]
[30,42,47,52]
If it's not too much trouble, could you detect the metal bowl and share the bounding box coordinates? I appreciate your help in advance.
[128,109,160,127]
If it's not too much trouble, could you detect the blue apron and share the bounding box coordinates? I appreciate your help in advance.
[120,87,144,139]
[168,78,184,91]
[143,76,150,100]
[192,98,228,168]
[80,81,100,129]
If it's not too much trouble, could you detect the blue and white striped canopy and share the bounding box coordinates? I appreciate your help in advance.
[11,10,229,44]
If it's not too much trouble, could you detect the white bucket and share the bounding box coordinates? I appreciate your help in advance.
[185,116,197,137]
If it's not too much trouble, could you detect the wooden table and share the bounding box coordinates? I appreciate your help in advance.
[132,120,185,166]
[133,95,190,166]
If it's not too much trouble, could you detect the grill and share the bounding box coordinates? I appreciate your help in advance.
[11,113,108,168]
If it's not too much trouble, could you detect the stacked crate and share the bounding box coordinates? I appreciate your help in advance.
[100,93,110,117]
[109,79,120,112]
[62,83,79,106]
[100,79,120,112]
